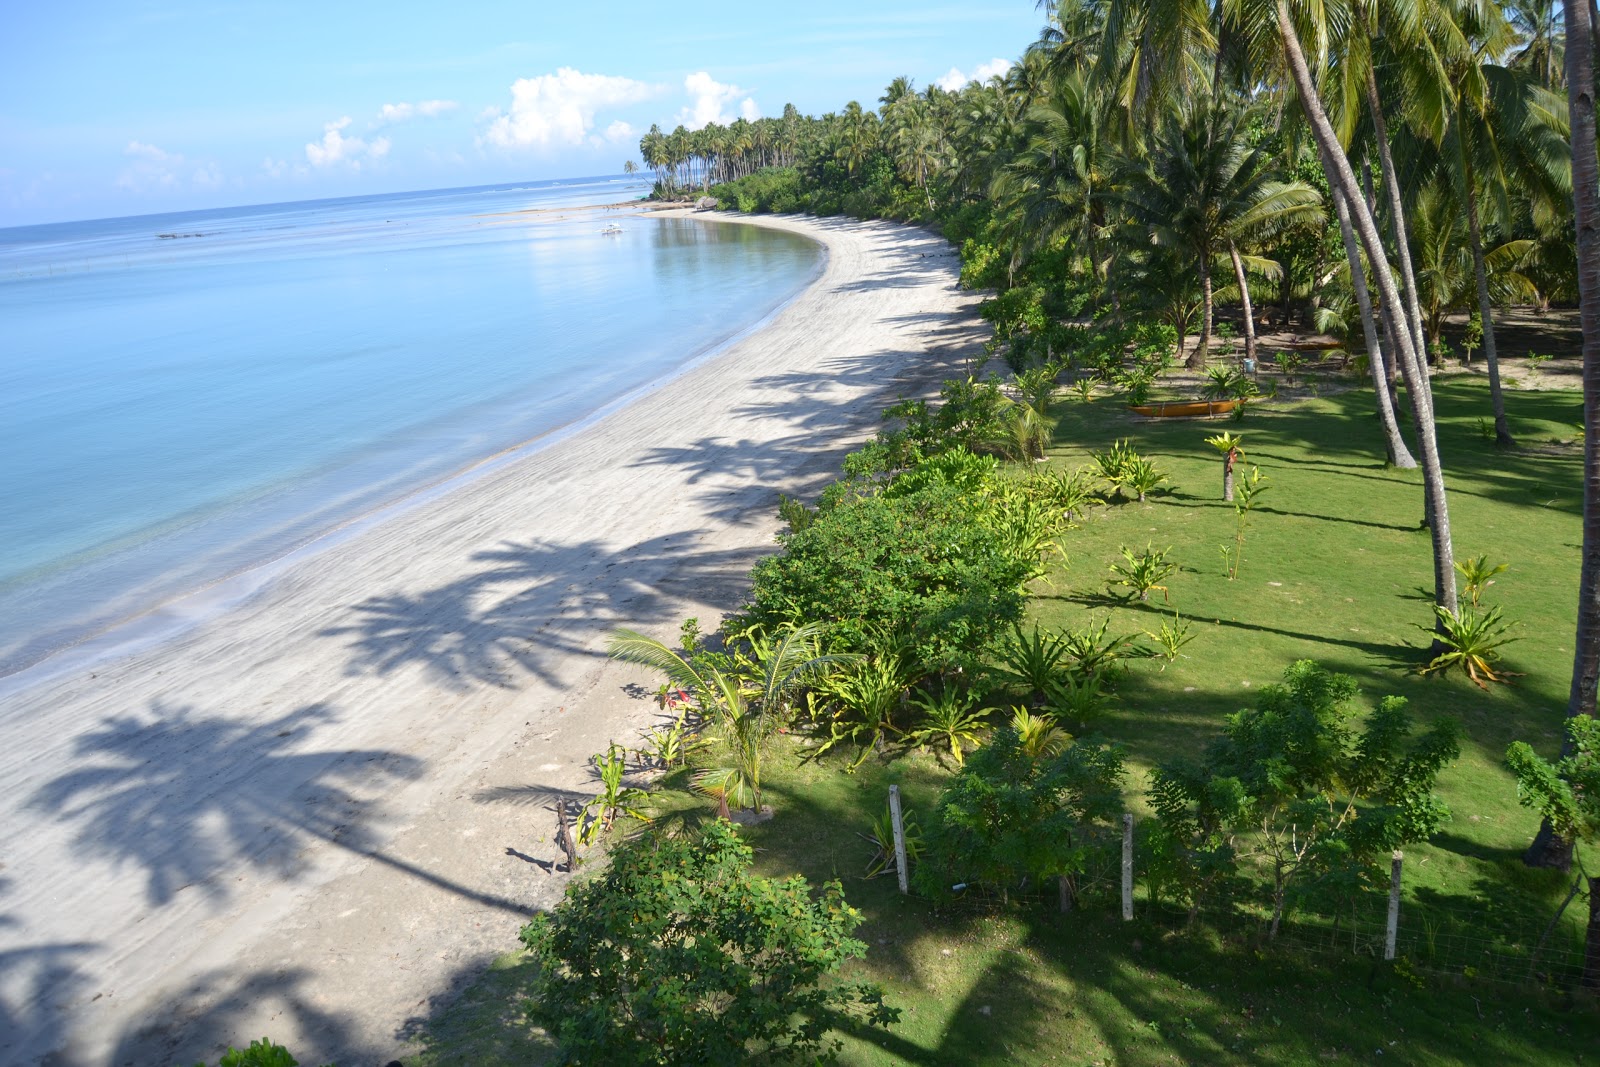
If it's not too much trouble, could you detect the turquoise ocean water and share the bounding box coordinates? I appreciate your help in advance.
[0,177,821,679]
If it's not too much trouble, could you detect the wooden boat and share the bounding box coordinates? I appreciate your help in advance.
[1128,399,1238,418]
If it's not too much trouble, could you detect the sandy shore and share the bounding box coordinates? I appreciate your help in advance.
[0,212,982,1066]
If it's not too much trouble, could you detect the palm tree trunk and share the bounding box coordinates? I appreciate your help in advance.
[1189,257,1214,369]
[1460,152,1517,447]
[1529,0,1600,871]
[1276,0,1458,619]
[1332,184,1416,468]
[1228,243,1258,366]
[1361,31,1432,370]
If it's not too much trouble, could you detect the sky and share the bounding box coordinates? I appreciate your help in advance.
[0,1,1043,228]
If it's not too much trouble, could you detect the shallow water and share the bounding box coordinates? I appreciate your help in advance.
[0,178,821,677]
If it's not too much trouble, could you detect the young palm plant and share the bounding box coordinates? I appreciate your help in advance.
[1010,706,1071,759]
[1108,542,1177,602]
[990,623,1072,705]
[1203,431,1245,501]
[609,621,849,813]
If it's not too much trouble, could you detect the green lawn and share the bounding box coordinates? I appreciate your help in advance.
[409,375,1598,1066]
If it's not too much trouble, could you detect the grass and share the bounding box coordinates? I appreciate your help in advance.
[406,374,1597,1065]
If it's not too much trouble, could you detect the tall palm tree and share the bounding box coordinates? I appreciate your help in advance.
[1529,0,1600,870]
[1116,94,1322,368]
[1267,0,1459,620]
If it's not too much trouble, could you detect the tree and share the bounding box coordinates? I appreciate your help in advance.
[1529,0,1600,870]
[609,623,842,814]
[917,728,1125,908]
[1147,661,1460,935]
[521,822,898,1064]
[1506,717,1600,986]
[1116,94,1321,368]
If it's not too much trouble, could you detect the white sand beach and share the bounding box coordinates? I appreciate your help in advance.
[0,212,983,1066]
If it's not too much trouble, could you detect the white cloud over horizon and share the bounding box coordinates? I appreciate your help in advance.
[676,71,758,130]
[482,68,661,148]
[376,99,459,125]
[116,140,224,193]
[934,57,1012,92]
[305,117,390,168]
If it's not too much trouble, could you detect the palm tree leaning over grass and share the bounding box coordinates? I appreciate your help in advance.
[608,623,851,814]
[1528,0,1600,871]
[1268,0,1459,625]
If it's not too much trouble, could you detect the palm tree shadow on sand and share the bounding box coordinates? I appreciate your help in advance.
[26,701,430,908]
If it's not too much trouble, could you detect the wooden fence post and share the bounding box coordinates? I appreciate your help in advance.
[889,785,910,895]
[1384,850,1403,961]
[1121,813,1134,921]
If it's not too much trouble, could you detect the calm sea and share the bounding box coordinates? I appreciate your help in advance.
[0,177,821,680]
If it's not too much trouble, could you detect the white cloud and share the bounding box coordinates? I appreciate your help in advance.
[935,57,1013,92]
[676,71,757,130]
[305,117,388,168]
[376,99,459,125]
[482,68,660,148]
[602,120,636,143]
[117,141,223,193]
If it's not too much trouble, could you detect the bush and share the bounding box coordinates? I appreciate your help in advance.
[917,729,1125,906]
[744,477,1032,670]
[521,822,897,1065]
[711,167,805,214]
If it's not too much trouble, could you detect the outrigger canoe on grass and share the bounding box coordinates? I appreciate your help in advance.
[1129,399,1238,418]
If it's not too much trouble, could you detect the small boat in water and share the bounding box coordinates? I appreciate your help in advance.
[600,223,624,235]
[1128,399,1238,418]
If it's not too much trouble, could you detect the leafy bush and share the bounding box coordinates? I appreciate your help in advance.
[1419,605,1519,689]
[523,822,898,1065]
[192,1040,326,1067]
[744,479,1032,670]
[711,167,805,214]
[1146,661,1460,931]
[917,729,1125,906]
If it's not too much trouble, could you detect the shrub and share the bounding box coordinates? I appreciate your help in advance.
[917,729,1125,906]
[523,822,898,1064]
[744,479,1031,670]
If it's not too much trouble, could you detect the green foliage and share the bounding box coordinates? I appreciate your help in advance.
[1143,611,1196,666]
[862,799,924,879]
[917,729,1125,903]
[1024,465,1098,521]
[521,821,898,1065]
[989,623,1071,705]
[1059,615,1147,681]
[777,493,817,534]
[1273,350,1305,383]
[1454,553,1510,608]
[1108,542,1176,602]
[1506,717,1600,848]
[1009,706,1070,759]
[906,683,990,767]
[639,709,697,769]
[1221,466,1268,580]
[712,167,806,214]
[744,477,1032,671]
[958,239,1006,291]
[1419,605,1520,689]
[812,645,916,769]
[1090,439,1140,500]
[1201,367,1251,402]
[579,742,653,845]
[1122,457,1169,501]
[193,1040,329,1067]
[1147,662,1460,932]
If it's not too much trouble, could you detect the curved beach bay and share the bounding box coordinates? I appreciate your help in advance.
[0,212,982,1066]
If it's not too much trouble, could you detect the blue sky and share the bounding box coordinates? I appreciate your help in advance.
[0,2,1044,227]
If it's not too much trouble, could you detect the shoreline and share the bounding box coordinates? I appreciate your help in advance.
[0,212,981,1067]
[0,212,824,697]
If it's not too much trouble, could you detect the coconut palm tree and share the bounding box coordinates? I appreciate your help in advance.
[1115,93,1322,368]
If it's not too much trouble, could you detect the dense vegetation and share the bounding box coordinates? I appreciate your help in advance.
[393,1,1600,1062]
